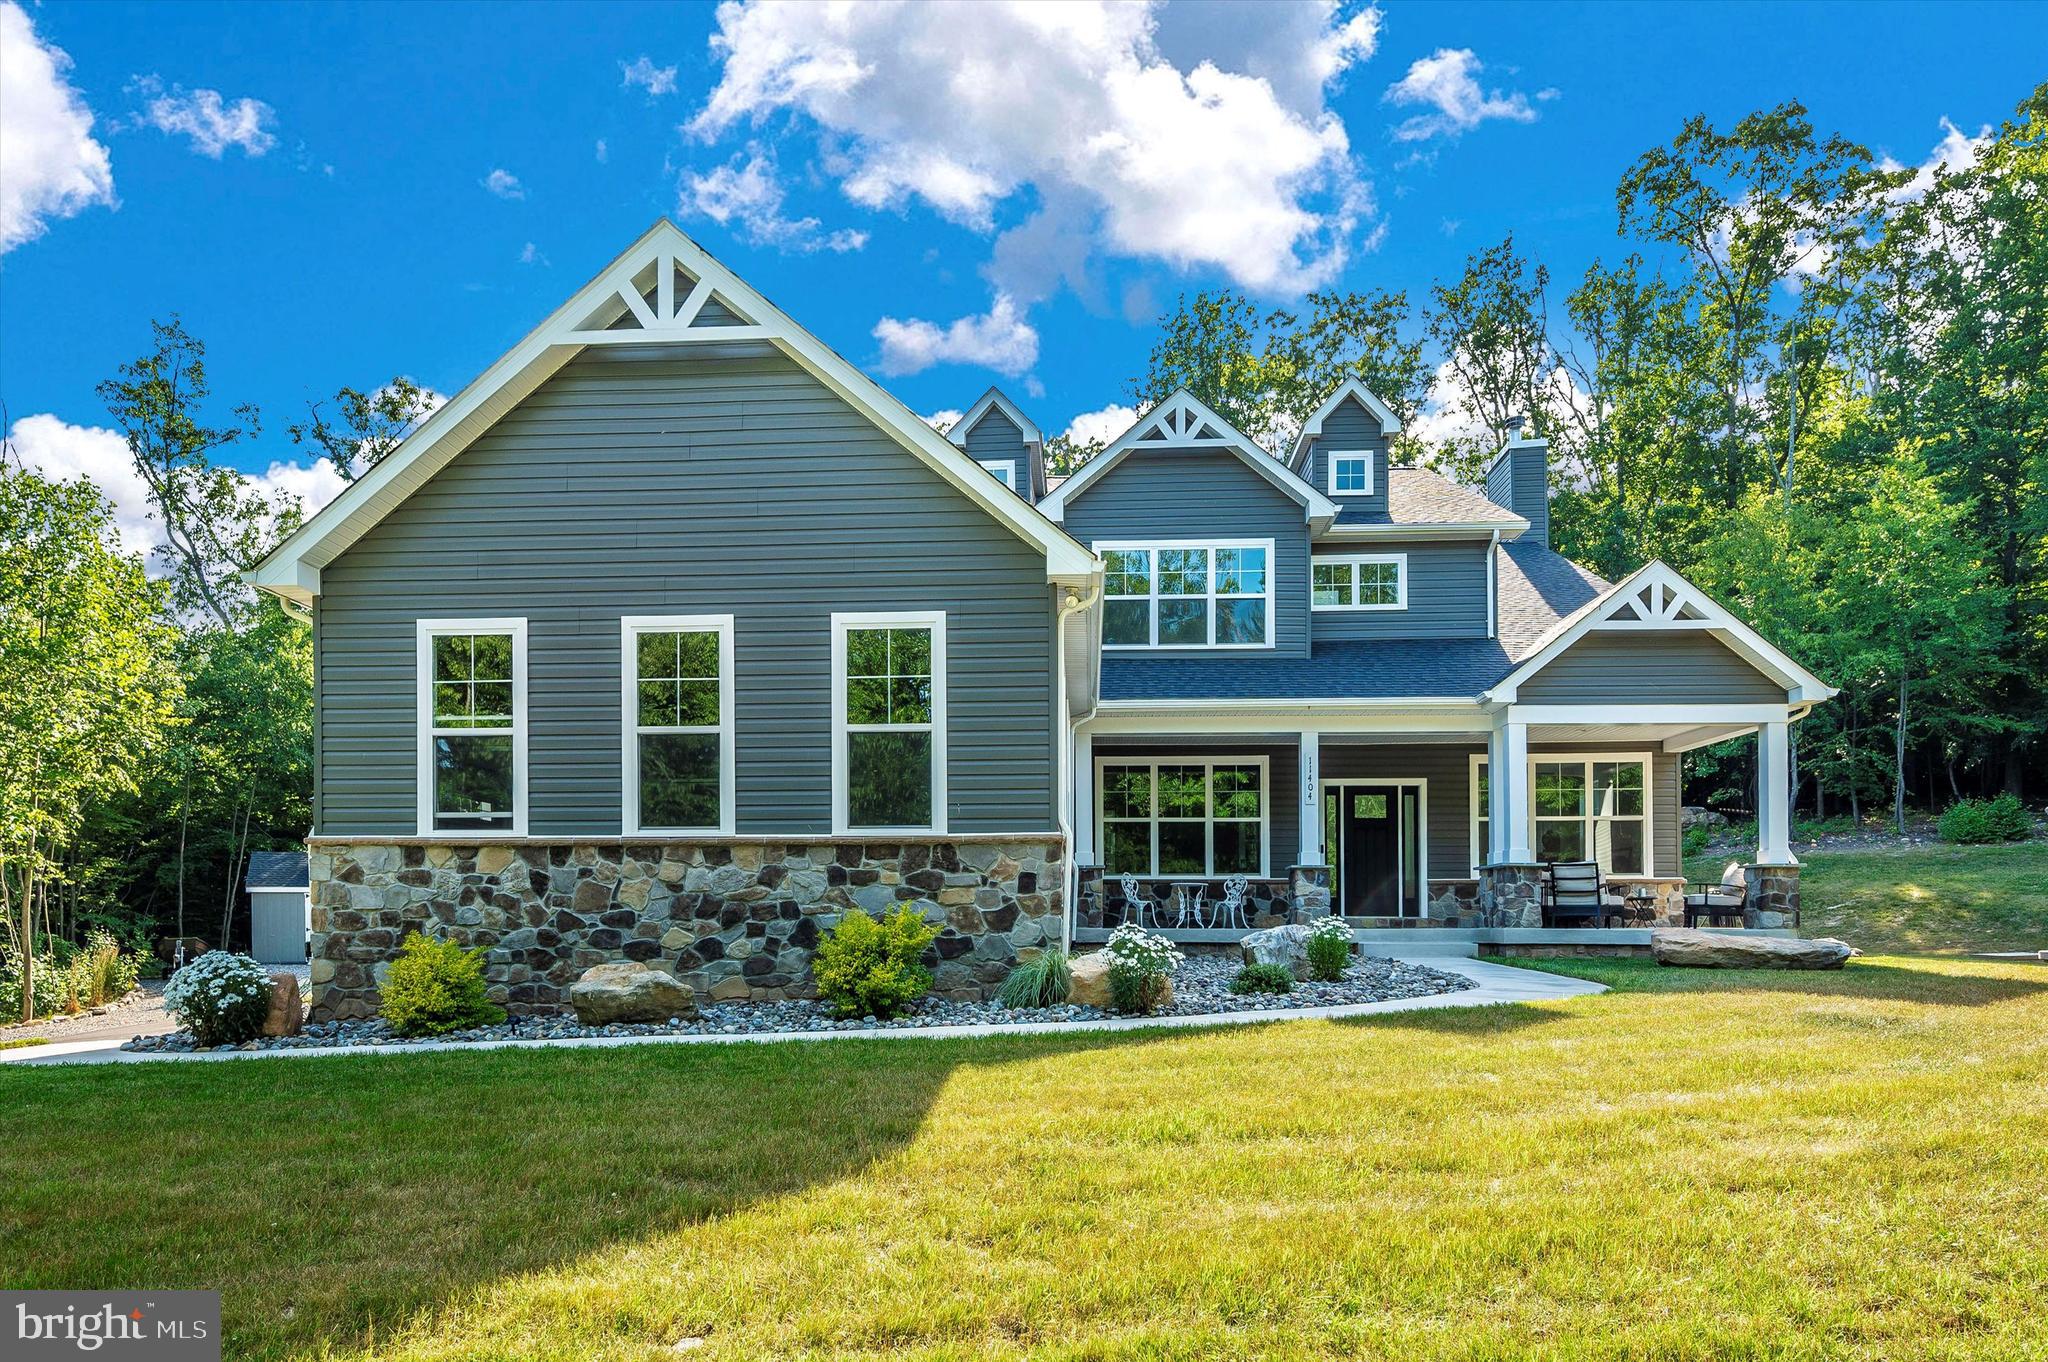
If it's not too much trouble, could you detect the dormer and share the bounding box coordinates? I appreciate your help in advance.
[948,386,1043,502]
[1290,378,1401,524]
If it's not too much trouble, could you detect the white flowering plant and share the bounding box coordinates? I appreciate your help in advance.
[1306,914,1354,982]
[1102,923,1182,1015]
[164,951,273,1046]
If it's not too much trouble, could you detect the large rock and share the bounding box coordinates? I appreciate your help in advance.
[569,962,701,1024]
[261,972,303,1037]
[1651,928,1857,970]
[1680,806,1730,830]
[1066,952,1174,1009]
[1240,924,1314,980]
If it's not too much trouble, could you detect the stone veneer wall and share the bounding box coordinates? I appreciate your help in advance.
[1743,864,1800,929]
[308,839,1063,1021]
[1477,863,1545,928]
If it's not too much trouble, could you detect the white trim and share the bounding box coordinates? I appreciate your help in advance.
[620,615,736,838]
[949,387,1042,447]
[416,618,528,837]
[249,221,1095,606]
[977,459,1017,492]
[1325,451,1375,497]
[1096,538,1277,650]
[1324,777,1429,915]
[1504,703,1791,726]
[1037,389,1339,525]
[1290,377,1403,464]
[1318,520,1525,541]
[1094,755,1271,878]
[1484,560,1836,704]
[1471,750,1655,878]
[830,611,948,836]
[1310,552,1407,612]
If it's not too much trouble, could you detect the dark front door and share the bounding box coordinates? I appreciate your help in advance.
[1336,786,1401,917]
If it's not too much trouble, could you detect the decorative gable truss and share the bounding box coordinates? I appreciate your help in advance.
[1122,391,1241,447]
[566,247,767,343]
[1484,560,1837,706]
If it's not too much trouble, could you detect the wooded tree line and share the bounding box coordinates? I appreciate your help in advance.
[1059,86,2046,827]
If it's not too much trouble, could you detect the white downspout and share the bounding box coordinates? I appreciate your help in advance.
[1053,582,1101,956]
[1487,530,1499,639]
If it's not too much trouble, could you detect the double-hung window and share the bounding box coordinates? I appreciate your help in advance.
[622,616,734,835]
[1470,755,1650,876]
[977,459,1017,492]
[1099,540,1273,648]
[418,619,526,835]
[832,612,947,833]
[1327,451,1374,495]
[1097,759,1267,876]
[1311,554,1406,610]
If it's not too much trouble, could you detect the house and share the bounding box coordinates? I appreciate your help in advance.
[251,221,1832,1020]
[244,850,310,965]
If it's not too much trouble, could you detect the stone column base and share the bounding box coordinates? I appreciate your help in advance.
[1744,863,1801,930]
[1479,863,1544,928]
[1287,865,1332,922]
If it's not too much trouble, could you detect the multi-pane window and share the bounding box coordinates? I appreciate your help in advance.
[1328,452,1373,495]
[1471,757,1649,876]
[1099,541,1272,648]
[1098,760,1266,876]
[1311,554,1405,610]
[419,621,524,833]
[624,617,732,834]
[834,614,945,832]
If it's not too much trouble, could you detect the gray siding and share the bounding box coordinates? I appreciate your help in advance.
[316,350,1057,838]
[1519,633,1790,705]
[1094,740,1299,878]
[1485,444,1548,548]
[1305,397,1389,517]
[960,408,1027,501]
[1062,447,1310,659]
[1310,539,1488,640]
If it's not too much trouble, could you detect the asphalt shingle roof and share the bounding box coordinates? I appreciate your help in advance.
[245,850,309,890]
[1328,467,1526,527]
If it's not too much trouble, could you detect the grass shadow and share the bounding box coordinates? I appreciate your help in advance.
[1330,998,1570,1037]
[1516,955,2048,1007]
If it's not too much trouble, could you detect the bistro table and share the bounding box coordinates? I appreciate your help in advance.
[1170,881,1210,928]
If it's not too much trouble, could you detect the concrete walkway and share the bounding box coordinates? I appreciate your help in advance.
[2,956,1606,1068]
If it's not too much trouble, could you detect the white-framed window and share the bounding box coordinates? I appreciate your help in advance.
[417,618,527,836]
[831,611,947,834]
[977,459,1017,492]
[1311,553,1407,611]
[1469,753,1652,877]
[621,615,734,836]
[1097,539,1274,649]
[1327,450,1374,495]
[1096,758,1269,877]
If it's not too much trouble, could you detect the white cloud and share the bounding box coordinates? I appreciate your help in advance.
[622,55,679,97]
[594,137,609,163]
[1383,48,1539,142]
[687,0,1376,295]
[1061,402,1138,447]
[482,168,525,199]
[873,294,1038,377]
[921,409,963,436]
[0,1,116,253]
[683,150,867,252]
[1882,117,1990,203]
[518,241,547,266]
[250,456,349,515]
[127,76,277,158]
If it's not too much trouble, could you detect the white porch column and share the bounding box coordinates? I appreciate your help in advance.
[1073,729,1096,865]
[1298,730,1323,864]
[1488,720,1532,863]
[1758,719,1795,864]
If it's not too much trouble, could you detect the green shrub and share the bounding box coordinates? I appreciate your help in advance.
[997,948,1071,1009]
[813,905,937,1019]
[1229,962,1296,995]
[0,953,64,1021]
[76,929,139,1007]
[1305,916,1354,982]
[164,951,273,1046]
[381,934,506,1036]
[1101,923,1181,1016]
[1939,794,2033,844]
[1681,824,1713,858]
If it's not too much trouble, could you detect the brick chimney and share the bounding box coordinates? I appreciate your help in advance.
[1485,418,1549,549]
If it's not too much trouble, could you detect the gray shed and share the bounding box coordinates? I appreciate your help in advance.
[246,851,310,965]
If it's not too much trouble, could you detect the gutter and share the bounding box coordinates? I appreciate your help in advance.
[1053,582,1102,956]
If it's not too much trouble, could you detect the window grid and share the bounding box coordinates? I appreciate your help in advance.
[832,613,947,835]
[417,619,526,837]
[624,618,733,836]
[1330,453,1371,494]
[1099,540,1274,649]
[1310,554,1406,611]
[1097,759,1268,877]
[1470,756,1649,876]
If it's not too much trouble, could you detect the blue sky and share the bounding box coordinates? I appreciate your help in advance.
[3,0,2043,536]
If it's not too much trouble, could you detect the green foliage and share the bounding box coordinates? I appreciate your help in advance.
[381,934,505,1036]
[812,906,936,1020]
[0,954,63,1021]
[1682,825,1714,858]
[287,376,439,482]
[1229,963,1296,996]
[997,949,1071,1010]
[163,951,271,1046]
[1939,795,2034,845]
[1101,923,1182,1016]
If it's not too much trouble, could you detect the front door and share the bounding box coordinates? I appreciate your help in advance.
[1326,785,1414,917]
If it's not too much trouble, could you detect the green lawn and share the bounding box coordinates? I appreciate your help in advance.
[1687,841,2048,955]
[4,955,2046,1360]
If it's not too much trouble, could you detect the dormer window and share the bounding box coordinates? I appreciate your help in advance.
[977,459,1016,492]
[1328,451,1373,495]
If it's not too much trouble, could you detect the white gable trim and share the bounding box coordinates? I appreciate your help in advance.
[949,386,1042,448]
[1482,560,1837,705]
[248,221,1095,604]
[1290,378,1403,465]
[1036,389,1338,525]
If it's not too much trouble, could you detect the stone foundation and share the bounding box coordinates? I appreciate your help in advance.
[308,839,1063,1021]
[1425,879,1482,926]
[1603,876,1686,926]
[1478,862,1545,928]
[1075,866,1297,929]
[1288,865,1333,919]
[1744,863,1801,929]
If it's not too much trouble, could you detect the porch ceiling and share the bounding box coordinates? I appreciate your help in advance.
[1530,721,1759,752]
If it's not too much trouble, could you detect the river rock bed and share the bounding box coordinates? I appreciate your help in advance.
[120,955,1475,1053]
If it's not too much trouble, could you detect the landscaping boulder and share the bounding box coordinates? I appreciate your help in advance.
[569,962,701,1024]
[1651,928,1857,970]
[1066,952,1174,1009]
[1681,806,1729,830]
[1241,924,1314,980]
[261,972,304,1037]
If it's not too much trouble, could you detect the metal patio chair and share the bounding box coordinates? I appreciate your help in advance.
[1542,860,1608,928]
[1212,874,1251,930]
[1118,872,1151,928]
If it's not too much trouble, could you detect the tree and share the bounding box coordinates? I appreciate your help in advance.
[1423,234,1556,466]
[287,377,439,481]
